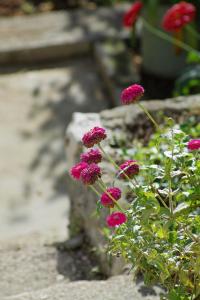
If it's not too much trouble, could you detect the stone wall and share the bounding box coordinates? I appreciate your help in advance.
[65,95,200,276]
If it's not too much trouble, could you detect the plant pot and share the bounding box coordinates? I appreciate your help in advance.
[141,5,187,78]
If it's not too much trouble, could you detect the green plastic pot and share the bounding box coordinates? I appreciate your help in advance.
[141,5,187,78]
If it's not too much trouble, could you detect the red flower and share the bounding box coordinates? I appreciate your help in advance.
[106,212,127,227]
[123,1,143,28]
[162,1,196,32]
[118,160,139,179]
[101,187,122,208]
[82,127,107,148]
[80,148,102,164]
[70,162,88,180]
[121,84,144,105]
[187,139,200,151]
[80,163,101,185]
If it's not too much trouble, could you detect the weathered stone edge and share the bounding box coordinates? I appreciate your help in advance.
[65,95,200,276]
[5,275,162,300]
[0,6,128,65]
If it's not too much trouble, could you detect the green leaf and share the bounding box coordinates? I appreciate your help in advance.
[168,289,182,300]
[174,203,190,216]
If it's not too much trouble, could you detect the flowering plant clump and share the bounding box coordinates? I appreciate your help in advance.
[107,212,127,227]
[188,139,200,151]
[70,162,88,180]
[70,83,200,300]
[118,159,140,179]
[123,1,200,64]
[123,0,143,28]
[162,1,196,32]
[120,84,144,105]
[82,126,107,148]
[101,187,121,208]
[80,163,101,185]
[80,148,102,164]
[123,0,196,31]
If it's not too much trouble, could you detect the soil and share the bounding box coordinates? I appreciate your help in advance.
[55,234,107,281]
[141,69,175,100]
[131,48,175,100]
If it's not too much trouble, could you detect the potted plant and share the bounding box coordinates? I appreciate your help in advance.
[123,1,199,78]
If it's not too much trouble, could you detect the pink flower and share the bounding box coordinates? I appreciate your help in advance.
[101,187,122,208]
[162,1,196,32]
[82,127,107,148]
[121,84,144,105]
[123,1,143,28]
[80,163,101,185]
[118,160,139,179]
[70,162,88,180]
[187,139,200,151]
[80,148,102,164]
[106,212,127,227]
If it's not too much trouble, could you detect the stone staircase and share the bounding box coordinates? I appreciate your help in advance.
[0,61,161,300]
[0,233,62,299]
[4,275,161,300]
[0,8,164,299]
[1,233,161,300]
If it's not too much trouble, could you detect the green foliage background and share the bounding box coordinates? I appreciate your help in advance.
[107,119,200,299]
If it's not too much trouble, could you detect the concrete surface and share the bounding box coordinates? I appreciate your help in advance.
[0,57,109,241]
[0,6,128,64]
[5,275,162,300]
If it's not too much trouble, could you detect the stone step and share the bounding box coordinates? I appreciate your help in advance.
[94,39,140,106]
[0,232,162,300]
[0,233,64,298]
[5,275,161,300]
[0,5,128,65]
[0,58,109,242]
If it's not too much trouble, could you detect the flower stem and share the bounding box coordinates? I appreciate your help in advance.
[98,181,124,212]
[89,185,101,197]
[168,128,175,217]
[186,24,200,41]
[175,219,199,243]
[142,17,200,57]
[137,102,160,131]
[150,184,169,210]
[98,144,137,189]
[99,178,107,189]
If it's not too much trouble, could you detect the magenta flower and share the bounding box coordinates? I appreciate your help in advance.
[80,148,102,164]
[123,1,143,28]
[101,187,122,208]
[121,84,144,105]
[187,139,200,151]
[80,163,101,185]
[82,126,107,148]
[162,1,196,32]
[118,160,139,179]
[106,212,127,227]
[70,162,88,180]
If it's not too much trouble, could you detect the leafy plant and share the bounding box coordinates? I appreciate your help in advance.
[174,65,200,96]
[70,84,200,299]
[109,122,200,299]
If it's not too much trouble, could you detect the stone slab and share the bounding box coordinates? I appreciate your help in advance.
[65,112,123,276]
[101,95,200,131]
[5,275,162,300]
[94,39,140,105]
[0,233,64,298]
[0,6,128,65]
